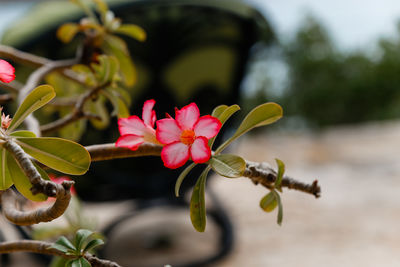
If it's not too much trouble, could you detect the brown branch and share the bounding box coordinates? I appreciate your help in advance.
[85,143,321,197]
[0,94,14,104]
[0,240,122,267]
[2,185,71,225]
[244,161,321,198]
[2,139,73,224]
[86,143,163,162]
[0,44,48,67]
[40,82,110,134]
[0,44,85,85]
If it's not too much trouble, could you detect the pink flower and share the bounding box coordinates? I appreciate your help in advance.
[116,99,160,150]
[156,103,221,169]
[0,60,15,83]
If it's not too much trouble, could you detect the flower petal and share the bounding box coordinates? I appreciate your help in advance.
[0,60,15,83]
[190,136,211,163]
[161,142,190,169]
[118,115,147,136]
[156,118,182,144]
[115,134,144,150]
[194,115,222,139]
[142,99,156,127]
[175,103,200,130]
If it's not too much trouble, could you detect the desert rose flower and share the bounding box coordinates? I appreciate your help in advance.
[0,59,15,83]
[156,103,221,169]
[116,99,160,150]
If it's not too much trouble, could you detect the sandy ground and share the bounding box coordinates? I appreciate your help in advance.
[4,120,400,266]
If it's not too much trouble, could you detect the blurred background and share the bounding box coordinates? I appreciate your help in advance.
[1,0,400,266]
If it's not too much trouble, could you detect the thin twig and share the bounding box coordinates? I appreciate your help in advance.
[85,143,321,197]
[0,240,122,267]
[17,58,80,136]
[244,161,321,198]
[40,82,110,134]
[0,44,48,67]
[0,44,86,85]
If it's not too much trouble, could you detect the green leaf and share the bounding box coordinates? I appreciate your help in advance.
[259,192,277,212]
[209,104,240,148]
[70,258,91,267]
[115,24,146,42]
[209,154,245,178]
[175,162,196,197]
[103,35,136,86]
[211,105,228,118]
[16,137,91,175]
[110,86,132,106]
[49,243,71,254]
[273,191,284,225]
[8,85,55,132]
[102,89,130,118]
[91,55,119,84]
[75,229,94,252]
[9,130,36,138]
[49,256,69,267]
[71,65,97,87]
[216,103,282,154]
[83,238,104,253]
[190,167,210,232]
[57,23,80,43]
[59,108,86,141]
[274,158,285,190]
[53,236,76,251]
[85,95,110,129]
[0,149,13,190]
[93,0,108,18]
[7,153,48,201]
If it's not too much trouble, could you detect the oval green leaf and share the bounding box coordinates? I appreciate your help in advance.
[8,85,56,132]
[16,137,91,175]
[10,130,37,138]
[274,158,285,190]
[190,167,210,232]
[102,89,130,118]
[0,149,13,190]
[209,154,245,178]
[7,153,48,201]
[85,96,110,130]
[115,24,146,42]
[273,191,284,225]
[209,104,240,148]
[57,23,79,43]
[175,162,196,197]
[216,103,282,153]
[211,105,228,118]
[260,191,277,212]
[103,35,136,86]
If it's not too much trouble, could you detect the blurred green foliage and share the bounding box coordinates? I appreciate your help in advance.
[282,16,400,127]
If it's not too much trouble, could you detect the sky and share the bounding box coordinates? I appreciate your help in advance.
[2,1,400,51]
[248,0,400,51]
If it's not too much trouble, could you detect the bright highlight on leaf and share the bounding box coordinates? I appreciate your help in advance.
[209,154,246,178]
[16,137,91,175]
